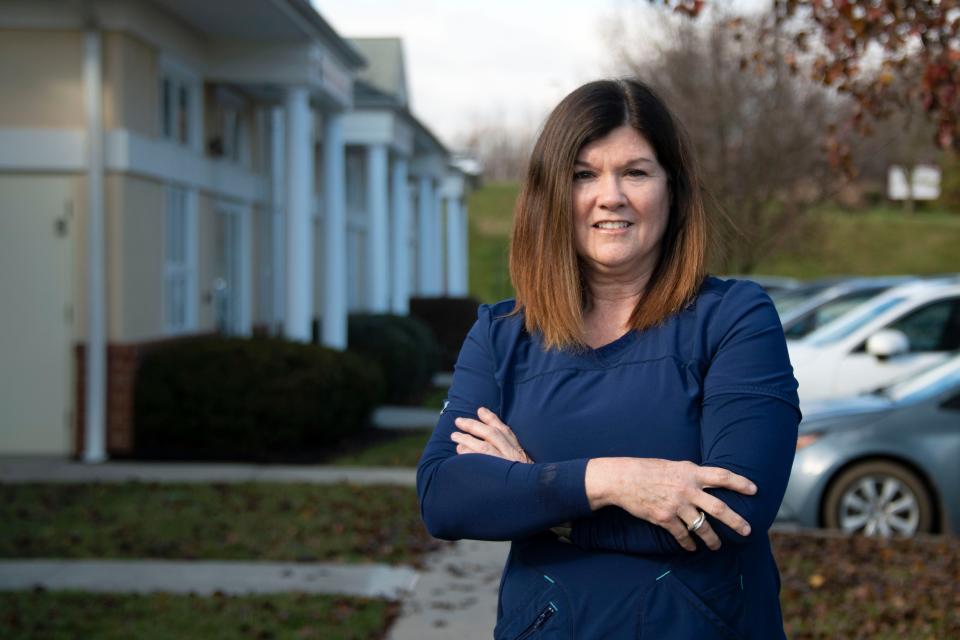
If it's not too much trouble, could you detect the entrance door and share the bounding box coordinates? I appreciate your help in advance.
[0,176,73,454]
[214,201,249,335]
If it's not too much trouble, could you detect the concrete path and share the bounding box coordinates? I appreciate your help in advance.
[432,372,454,387]
[0,457,415,486]
[0,559,419,600]
[388,540,508,640]
[0,560,418,599]
[373,405,441,430]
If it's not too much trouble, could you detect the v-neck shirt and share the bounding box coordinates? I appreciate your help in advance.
[417,276,801,639]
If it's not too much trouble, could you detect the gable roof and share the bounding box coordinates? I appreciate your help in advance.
[349,37,408,107]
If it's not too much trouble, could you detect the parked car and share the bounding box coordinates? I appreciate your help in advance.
[779,354,960,537]
[780,276,916,340]
[770,276,851,317]
[788,278,960,402]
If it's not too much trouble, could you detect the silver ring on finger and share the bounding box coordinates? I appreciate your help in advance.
[687,510,706,533]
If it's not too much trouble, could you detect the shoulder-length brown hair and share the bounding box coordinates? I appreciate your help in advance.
[509,78,712,351]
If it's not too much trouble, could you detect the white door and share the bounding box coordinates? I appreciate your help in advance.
[214,201,250,336]
[833,297,960,396]
[0,176,73,454]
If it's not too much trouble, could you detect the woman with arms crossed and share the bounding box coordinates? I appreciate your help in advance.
[417,79,800,639]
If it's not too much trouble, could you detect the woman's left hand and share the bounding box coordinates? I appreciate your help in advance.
[452,407,533,463]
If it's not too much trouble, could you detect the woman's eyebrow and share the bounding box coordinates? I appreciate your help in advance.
[573,157,655,168]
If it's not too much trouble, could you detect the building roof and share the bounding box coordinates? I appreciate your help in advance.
[148,0,366,69]
[283,0,366,68]
[349,38,408,108]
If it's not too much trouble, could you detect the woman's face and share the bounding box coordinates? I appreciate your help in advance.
[572,125,670,283]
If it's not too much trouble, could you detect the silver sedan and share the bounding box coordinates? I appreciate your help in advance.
[778,354,960,537]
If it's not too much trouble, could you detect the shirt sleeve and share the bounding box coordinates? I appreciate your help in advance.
[568,281,801,554]
[416,304,594,541]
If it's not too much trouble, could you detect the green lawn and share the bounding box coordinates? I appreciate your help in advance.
[467,182,960,301]
[0,591,393,640]
[468,182,518,303]
[0,483,441,565]
[755,206,960,279]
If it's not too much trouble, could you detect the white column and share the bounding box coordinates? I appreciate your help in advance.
[269,107,285,329]
[432,186,445,295]
[446,196,468,296]
[83,29,106,463]
[283,86,313,342]
[391,157,410,314]
[365,144,390,312]
[322,112,348,349]
[460,203,470,296]
[416,175,433,295]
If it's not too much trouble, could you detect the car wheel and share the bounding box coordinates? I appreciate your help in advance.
[822,460,934,537]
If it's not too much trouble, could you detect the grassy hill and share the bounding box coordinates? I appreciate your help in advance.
[467,181,960,302]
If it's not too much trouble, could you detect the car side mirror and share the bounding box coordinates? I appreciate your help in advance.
[866,329,910,361]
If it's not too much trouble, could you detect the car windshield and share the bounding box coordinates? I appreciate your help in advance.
[816,292,883,326]
[886,356,960,403]
[805,296,907,347]
[772,287,829,316]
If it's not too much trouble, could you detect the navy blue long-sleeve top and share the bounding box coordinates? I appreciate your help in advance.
[417,277,801,639]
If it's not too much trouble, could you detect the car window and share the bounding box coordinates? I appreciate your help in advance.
[772,289,820,316]
[888,356,960,403]
[817,290,885,327]
[942,391,960,411]
[887,298,959,352]
[806,296,907,347]
[783,313,816,339]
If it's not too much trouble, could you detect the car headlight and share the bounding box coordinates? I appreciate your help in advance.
[796,433,821,450]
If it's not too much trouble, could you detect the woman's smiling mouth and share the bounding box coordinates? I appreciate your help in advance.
[592,221,634,230]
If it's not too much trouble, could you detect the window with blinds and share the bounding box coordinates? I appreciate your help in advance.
[164,185,196,333]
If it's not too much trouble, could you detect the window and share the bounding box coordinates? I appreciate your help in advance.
[164,186,196,333]
[942,391,960,411]
[887,298,960,352]
[807,296,907,347]
[785,290,887,339]
[160,70,197,146]
[221,106,242,162]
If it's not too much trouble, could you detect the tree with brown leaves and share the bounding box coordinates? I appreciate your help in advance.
[654,0,960,160]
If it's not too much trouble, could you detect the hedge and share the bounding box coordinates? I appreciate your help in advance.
[133,336,384,460]
[409,296,482,370]
[347,314,440,404]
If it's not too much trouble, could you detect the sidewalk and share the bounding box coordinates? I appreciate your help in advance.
[388,540,506,640]
[0,544,504,639]
[0,456,416,486]
[373,405,440,430]
[0,559,418,600]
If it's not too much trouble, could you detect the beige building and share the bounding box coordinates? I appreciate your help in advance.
[0,0,476,459]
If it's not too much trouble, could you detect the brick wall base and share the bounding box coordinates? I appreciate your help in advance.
[73,335,214,458]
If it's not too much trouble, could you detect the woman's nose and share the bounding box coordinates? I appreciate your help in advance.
[597,174,626,209]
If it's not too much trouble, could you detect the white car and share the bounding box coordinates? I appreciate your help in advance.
[780,275,916,340]
[788,279,960,402]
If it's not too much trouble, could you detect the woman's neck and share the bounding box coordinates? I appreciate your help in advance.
[582,270,653,338]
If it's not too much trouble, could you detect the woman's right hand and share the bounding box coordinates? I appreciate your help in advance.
[584,458,756,552]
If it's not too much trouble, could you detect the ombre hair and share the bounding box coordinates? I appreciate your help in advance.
[508,78,713,351]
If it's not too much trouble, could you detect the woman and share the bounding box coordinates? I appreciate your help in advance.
[417,79,800,639]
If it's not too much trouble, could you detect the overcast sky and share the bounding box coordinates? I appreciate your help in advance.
[314,0,642,145]
[314,0,768,147]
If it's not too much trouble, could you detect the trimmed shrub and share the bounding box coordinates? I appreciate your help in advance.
[410,296,483,370]
[347,314,441,404]
[133,336,384,459]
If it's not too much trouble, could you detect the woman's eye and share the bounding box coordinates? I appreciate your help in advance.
[573,171,593,181]
[626,169,648,178]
